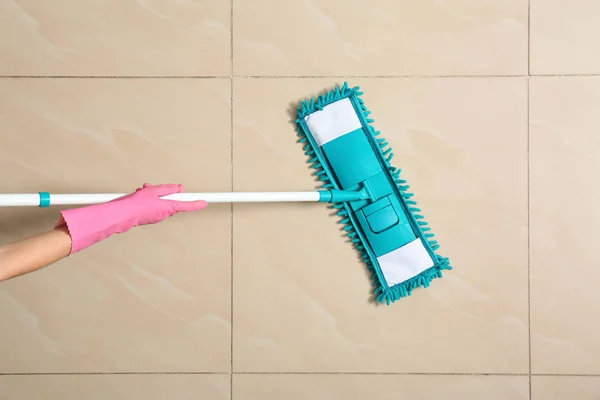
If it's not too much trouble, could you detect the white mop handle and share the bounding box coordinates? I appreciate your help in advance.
[0,192,323,207]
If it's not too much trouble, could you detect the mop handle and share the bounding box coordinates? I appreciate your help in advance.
[0,190,368,207]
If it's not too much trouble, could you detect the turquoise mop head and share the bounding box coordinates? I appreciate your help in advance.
[296,83,451,304]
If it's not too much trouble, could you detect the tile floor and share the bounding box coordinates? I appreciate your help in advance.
[0,0,598,399]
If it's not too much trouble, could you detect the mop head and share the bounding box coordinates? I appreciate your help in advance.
[296,83,451,304]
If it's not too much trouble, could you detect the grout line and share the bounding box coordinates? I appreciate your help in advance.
[2,372,599,377]
[242,73,600,78]
[527,73,600,77]
[527,76,532,400]
[0,372,230,376]
[230,2,234,399]
[0,75,231,79]
[234,372,530,376]
[229,95,234,396]
[2,74,600,79]
[232,74,525,79]
[0,75,517,79]
[528,0,531,76]
[0,372,528,376]
[230,0,234,78]
[531,373,600,377]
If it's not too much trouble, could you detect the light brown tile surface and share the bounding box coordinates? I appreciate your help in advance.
[531,0,600,75]
[0,374,230,400]
[0,0,230,76]
[0,78,231,372]
[530,77,600,374]
[233,78,528,373]
[532,376,600,400]
[234,0,528,76]
[3,0,600,395]
[233,374,529,400]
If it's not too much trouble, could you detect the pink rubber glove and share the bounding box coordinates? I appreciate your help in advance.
[58,183,207,254]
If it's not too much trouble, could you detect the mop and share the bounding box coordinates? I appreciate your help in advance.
[0,83,450,304]
[296,83,451,304]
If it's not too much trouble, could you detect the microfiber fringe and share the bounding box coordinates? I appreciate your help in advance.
[296,82,451,305]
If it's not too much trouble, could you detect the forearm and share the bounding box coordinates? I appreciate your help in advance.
[0,226,72,282]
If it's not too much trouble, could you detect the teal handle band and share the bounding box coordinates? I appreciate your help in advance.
[39,192,50,207]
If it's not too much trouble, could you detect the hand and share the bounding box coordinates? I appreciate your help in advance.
[113,183,207,227]
[59,183,207,253]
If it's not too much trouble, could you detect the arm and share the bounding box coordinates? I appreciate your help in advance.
[0,226,72,282]
[0,183,206,283]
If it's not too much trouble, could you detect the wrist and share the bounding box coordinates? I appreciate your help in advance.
[59,199,137,254]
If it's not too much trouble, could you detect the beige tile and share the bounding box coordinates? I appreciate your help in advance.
[232,78,528,372]
[0,374,230,399]
[531,0,600,74]
[532,376,600,400]
[530,77,600,374]
[0,0,230,76]
[234,0,527,76]
[0,78,231,372]
[233,374,529,400]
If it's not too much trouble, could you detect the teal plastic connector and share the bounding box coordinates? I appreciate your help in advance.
[317,189,370,203]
